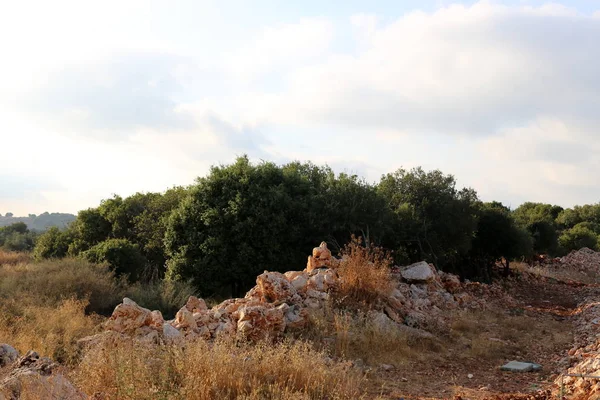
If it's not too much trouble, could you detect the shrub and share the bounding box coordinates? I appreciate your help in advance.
[124,280,197,319]
[82,238,146,281]
[332,236,395,309]
[33,226,72,259]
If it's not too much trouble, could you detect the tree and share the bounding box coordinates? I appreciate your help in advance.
[512,202,559,254]
[468,202,533,280]
[377,167,479,271]
[559,224,599,252]
[165,156,390,296]
[33,227,72,259]
[82,238,146,280]
[5,212,13,218]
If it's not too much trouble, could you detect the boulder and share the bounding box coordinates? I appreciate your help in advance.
[0,344,18,367]
[401,261,436,283]
[0,351,86,399]
[255,271,296,305]
[306,242,337,272]
[234,305,286,342]
[185,296,208,313]
[105,298,156,335]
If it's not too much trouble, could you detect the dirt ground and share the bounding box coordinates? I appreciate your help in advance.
[364,270,592,400]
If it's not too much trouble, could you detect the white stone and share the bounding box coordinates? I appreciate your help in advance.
[401,261,436,282]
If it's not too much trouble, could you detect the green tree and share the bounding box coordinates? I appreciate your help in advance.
[468,202,533,280]
[33,227,73,259]
[377,167,479,270]
[165,156,390,296]
[512,202,560,254]
[558,224,599,252]
[82,238,146,280]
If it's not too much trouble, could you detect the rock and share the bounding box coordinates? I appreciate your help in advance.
[185,296,208,313]
[0,351,86,399]
[235,305,286,342]
[468,373,474,379]
[0,344,18,367]
[368,311,397,332]
[306,242,336,272]
[289,273,309,290]
[174,307,197,331]
[501,361,541,372]
[105,298,155,335]
[401,261,436,283]
[163,323,182,339]
[255,271,296,305]
[380,363,394,371]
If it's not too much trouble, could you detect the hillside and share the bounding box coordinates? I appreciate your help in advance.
[0,212,76,231]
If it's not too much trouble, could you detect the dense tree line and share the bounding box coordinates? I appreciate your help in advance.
[31,156,600,296]
[0,222,38,252]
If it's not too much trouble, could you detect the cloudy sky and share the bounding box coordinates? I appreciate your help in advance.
[1,0,599,215]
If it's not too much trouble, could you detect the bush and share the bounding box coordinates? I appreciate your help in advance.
[82,238,146,281]
[33,226,72,259]
[124,280,197,319]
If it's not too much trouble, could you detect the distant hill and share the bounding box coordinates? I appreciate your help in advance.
[0,212,76,231]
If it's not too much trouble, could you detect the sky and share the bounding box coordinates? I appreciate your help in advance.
[1,0,600,216]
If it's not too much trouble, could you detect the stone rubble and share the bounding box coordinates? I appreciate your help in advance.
[94,241,505,345]
[0,350,86,400]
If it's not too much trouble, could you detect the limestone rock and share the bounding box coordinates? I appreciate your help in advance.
[255,271,296,305]
[185,296,208,313]
[235,305,286,342]
[401,261,436,283]
[0,344,18,367]
[0,351,86,399]
[306,242,337,272]
[105,298,156,335]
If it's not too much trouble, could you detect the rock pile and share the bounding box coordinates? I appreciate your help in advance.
[0,346,86,400]
[559,248,600,275]
[96,242,501,344]
[556,289,600,399]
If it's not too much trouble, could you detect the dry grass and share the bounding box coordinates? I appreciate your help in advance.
[304,307,441,366]
[73,337,365,400]
[333,237,395,309]
[449,309,572,362]
[0,249,31,266]
[0,298,100,365]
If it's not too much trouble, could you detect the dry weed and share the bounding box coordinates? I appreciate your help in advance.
[0,298,100,365]
[73,337,364,399]
[0,250,31,266]
[333,236,395,309]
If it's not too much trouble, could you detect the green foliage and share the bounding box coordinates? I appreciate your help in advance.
[512,202,560,254]
[33,227,73,259]
[378,167,478,269]
[559,224,600,253]
[82,238,146,281]
[0,222,38,252]
[165,156,390,295]
[466,202,533,280]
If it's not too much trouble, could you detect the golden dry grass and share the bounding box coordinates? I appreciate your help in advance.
[0,249,31,266]
[73,337,365,400]
[0,298,100,365]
